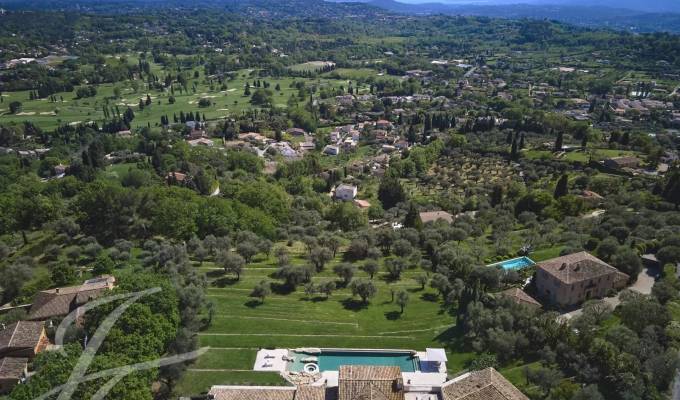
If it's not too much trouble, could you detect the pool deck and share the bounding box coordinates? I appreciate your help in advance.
[253,347,449,392]
[253,348,289,372]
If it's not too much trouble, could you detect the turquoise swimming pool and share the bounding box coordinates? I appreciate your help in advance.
[289,350,419,372]
[488,256,536,270]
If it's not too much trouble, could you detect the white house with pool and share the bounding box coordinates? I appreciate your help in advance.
[208,347,530,399]
[253,347,449,391]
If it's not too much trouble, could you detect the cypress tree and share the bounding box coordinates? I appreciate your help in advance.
[554,130,563,152]
[404,203,423,231]
[554,174,569,199]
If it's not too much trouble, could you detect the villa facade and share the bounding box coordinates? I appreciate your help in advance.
[535,251,628,307]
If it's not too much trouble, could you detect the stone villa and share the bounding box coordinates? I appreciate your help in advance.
[535,252,628,307]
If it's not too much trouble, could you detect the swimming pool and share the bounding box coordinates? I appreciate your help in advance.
[488,256,536,270]
[289,349,420,372]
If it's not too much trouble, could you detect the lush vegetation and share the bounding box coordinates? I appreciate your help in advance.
[1,1,680,399]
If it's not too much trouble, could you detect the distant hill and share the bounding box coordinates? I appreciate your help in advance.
[328,0,680,32]
[547,0,680,13]
[0,0,385,18]
[2,0,680,31]
[358,0,680,13]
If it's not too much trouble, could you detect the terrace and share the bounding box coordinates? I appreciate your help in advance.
[253,347,448,391]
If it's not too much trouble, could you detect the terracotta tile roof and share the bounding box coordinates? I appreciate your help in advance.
[581,190,603,200]
[536,252,627,285]
[166,171,188,182]
[419,211,453,224]
[498,288,541,308]
[28,277,115,320]
[339,366,404,400]
[354,199,371,209]
[27,292,75,320]
[295,386,327,400]
[209,386,296,400]
[0,357,28,379]
[440,368,528,400]
[0,321,45,356]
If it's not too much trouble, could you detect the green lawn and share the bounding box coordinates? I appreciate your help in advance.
[175,241,476,396]
[104,162,138,181]
[0,58,349,130]
[500,361,541,393]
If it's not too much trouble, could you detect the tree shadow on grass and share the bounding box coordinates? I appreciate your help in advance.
[245,299,264,308]
[378,274,400,284]
[434,325,464,344]
[212,277,239,287]
[206,269,224,278]
[300,296,328,302]
[384,310,402,320]
[271,282,295,295]
[341,298,368,312]
[421,293,439,302]
[407,287,423,293]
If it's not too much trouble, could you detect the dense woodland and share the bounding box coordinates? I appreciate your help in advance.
[1,1,680,399]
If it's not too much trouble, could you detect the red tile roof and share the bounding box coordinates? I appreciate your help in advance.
[537,252,627,285]
[441,368,529,400]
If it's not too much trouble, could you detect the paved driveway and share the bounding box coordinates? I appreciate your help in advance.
[559,267,658,321]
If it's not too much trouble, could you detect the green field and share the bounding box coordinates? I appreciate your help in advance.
[175,241,475,396]
[0,59,348,130]
[289,61,335,72]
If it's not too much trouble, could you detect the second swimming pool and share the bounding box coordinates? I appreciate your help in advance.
[289,349,420,372]
[488,256,536,270]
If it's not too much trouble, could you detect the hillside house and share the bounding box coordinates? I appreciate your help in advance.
[375,119,393,130]
[419,211,454,224]
[0,321,50,394]
[604,156,640,170]
[287,128,307,136]
[498,288,541,309]
[187,138,214,147]
[166,171,188,185]
[535,252,628,307]
[440,368,528,400]
[335,184,358,201]
[27,275,116,321]
[323,145,340,156]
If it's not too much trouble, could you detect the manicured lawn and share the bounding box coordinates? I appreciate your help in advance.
[175,371,288,396]
[289,61,334,72]
[175,240,476,396]
[0,58,350,130]
[530,246,565,262]
[500,361,541,392]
